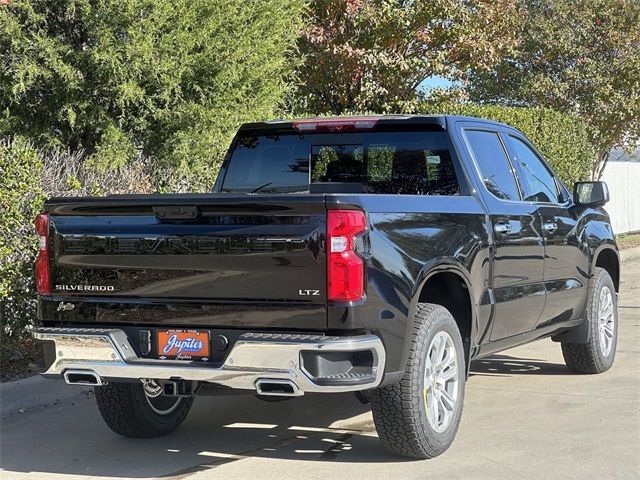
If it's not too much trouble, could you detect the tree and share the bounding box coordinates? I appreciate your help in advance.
[464,0,640,179]
[296,0,521,114]
[0,0,305,179]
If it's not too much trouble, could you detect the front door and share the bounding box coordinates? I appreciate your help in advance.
[461,127,546,341]
[504,134,589,326]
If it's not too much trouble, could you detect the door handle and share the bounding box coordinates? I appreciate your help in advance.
[494,222,512,234]
[543,222,558,233]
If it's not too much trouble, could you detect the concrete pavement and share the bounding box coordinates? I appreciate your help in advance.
[1,253,639,480]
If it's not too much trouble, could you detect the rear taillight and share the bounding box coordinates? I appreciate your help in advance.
[35,213,51,295]
[327,210,366,302]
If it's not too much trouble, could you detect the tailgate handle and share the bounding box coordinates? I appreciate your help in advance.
[153,205,199,220]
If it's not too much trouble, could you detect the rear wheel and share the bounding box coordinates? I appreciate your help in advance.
[371,303,465,459]
[94,380,193,438]
[561,267,618,373]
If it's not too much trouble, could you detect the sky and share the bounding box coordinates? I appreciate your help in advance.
[419,76,454,92]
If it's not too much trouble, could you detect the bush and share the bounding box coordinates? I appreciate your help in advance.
[415,102,594,186]
[0,137,43,363]
[0,137,213,368]
[40,148,211,197]
[1,0,305,180]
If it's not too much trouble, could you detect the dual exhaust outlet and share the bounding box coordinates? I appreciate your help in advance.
[63,369,103,386]
[63,369,301,397]
[254,378,301,397]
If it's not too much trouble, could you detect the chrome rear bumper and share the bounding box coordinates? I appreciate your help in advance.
[33,328,385,395]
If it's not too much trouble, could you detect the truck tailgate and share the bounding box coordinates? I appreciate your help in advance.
[44,194,328,329]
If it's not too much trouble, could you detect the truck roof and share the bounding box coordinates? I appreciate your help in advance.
[238,114,508,133]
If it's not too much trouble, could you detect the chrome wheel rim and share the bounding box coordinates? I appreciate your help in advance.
[597,286,615,357]
[423,331,459,433]
[142,380,182,415]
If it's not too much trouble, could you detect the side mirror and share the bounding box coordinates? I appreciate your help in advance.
[573,181,609,207]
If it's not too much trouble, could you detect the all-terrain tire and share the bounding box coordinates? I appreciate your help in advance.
[371,303,466,459]
[561,267,618,374]
[94,382,194,438]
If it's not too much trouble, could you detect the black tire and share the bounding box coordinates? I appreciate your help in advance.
[561,267,618,374]
[94,382,194,438]
[371,303,466,459]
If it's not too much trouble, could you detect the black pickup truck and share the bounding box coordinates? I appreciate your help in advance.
[33,115,619,459]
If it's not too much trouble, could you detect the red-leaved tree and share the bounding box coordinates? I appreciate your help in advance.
[297,0,521,114]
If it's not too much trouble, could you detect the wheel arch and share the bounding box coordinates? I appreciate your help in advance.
[403,260,477,374]
[593,245,620,292]
[553,244,620,345]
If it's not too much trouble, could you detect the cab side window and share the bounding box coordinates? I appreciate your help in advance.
[508,136,560,203]
[464,130,520,201]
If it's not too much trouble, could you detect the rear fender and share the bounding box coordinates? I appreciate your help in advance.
[397,259,477,377]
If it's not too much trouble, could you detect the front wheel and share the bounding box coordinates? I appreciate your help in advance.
[371,303,466,459]
[94,380,194,438]
[561,267,618,374]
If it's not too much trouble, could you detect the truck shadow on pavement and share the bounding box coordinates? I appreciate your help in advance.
[1,352,578,478]
[470,354,571,377]
[1,389,412,479]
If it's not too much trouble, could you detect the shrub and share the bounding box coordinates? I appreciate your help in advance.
[1,0,305,180]
[0,137,214,365]
[0,137,43,361]
[415,102,594,186]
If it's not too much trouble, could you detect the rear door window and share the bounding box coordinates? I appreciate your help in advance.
[464,130,521,201]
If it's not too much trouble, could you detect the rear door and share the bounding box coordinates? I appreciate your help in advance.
[459,125,546,340]
[504,134,589,326]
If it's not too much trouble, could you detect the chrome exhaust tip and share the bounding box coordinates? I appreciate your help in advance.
[255,379,302,397]
[63,369,103,386]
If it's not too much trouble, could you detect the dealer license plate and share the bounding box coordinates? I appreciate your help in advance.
[157,329,210,360]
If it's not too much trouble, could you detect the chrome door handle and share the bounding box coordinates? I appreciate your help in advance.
[543,222,558,233]
[494,222,512,234]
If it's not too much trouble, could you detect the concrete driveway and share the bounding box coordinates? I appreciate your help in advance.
[2,254,639,480]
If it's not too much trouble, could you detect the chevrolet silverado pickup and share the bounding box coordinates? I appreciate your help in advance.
[33,115,620,459]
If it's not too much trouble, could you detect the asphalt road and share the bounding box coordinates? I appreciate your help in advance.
[2,253,639,480]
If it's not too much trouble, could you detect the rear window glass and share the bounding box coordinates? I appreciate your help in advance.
[220,135,310,194]
[220,131,460,195]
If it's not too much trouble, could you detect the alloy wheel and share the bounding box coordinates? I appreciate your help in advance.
[597,286,615,357]
[423,331,459,433]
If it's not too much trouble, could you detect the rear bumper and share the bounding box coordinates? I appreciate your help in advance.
[33,328,385,395]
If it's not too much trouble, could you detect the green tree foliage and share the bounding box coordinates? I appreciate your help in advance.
[417,102,594,186]
[296,0,520,114]
[463,0,640,179]
[0,0,305,179]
